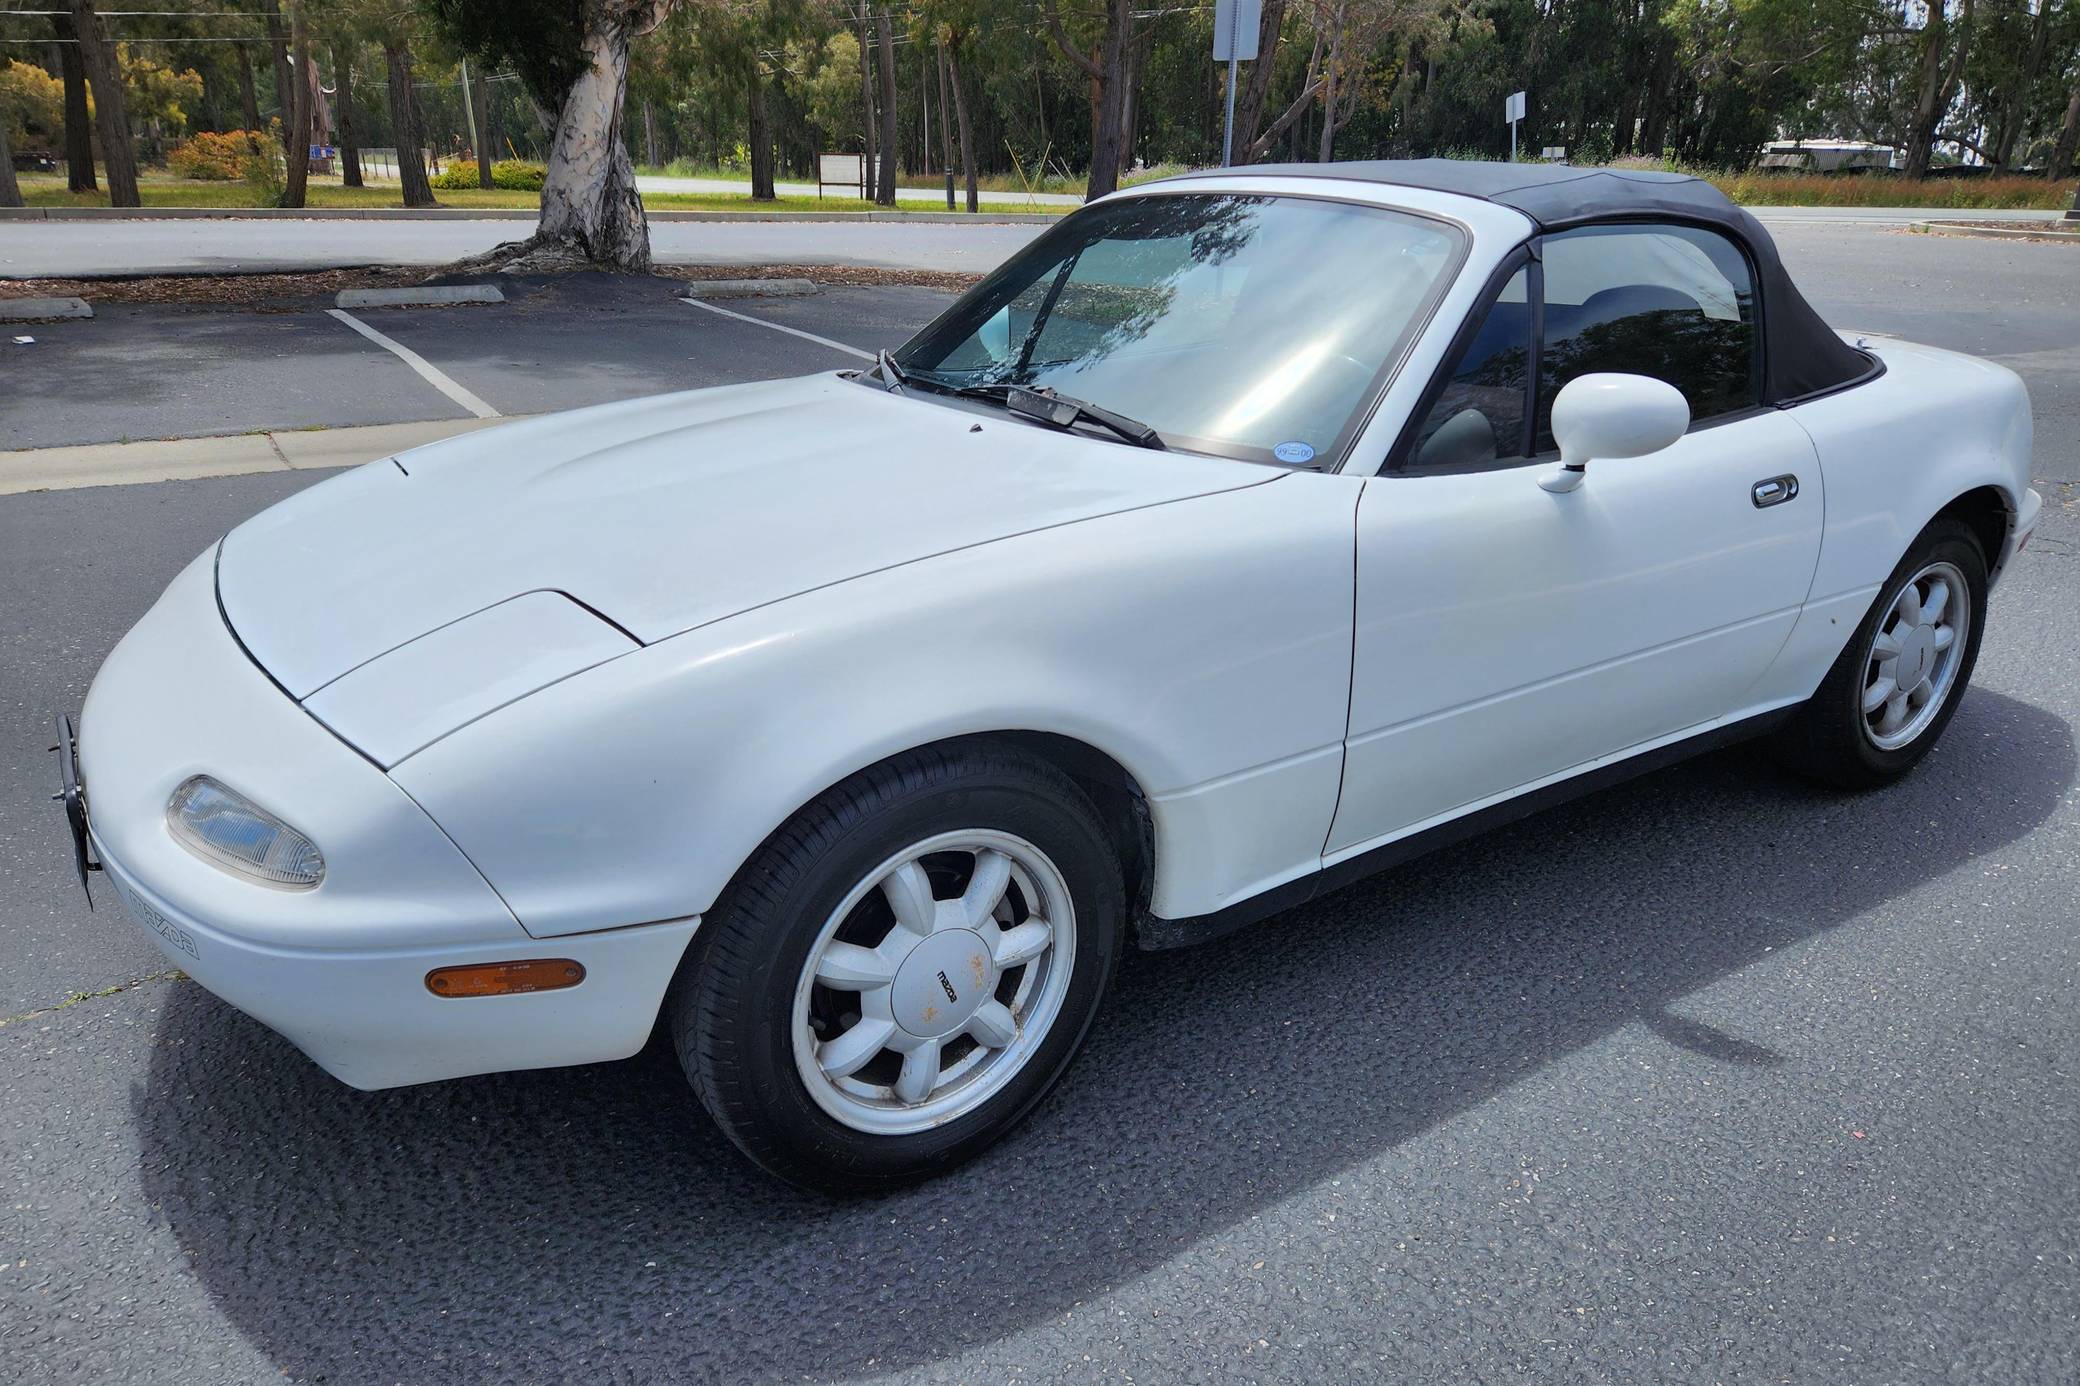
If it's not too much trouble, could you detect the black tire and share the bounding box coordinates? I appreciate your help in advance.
[668,741,1124,1192]
[1777,517,1988,789]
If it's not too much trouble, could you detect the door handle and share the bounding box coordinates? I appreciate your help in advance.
[1752,475,1800,508]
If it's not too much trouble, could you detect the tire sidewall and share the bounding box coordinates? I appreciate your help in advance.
[693,767,1122,1187]
[1840,525,1988,778]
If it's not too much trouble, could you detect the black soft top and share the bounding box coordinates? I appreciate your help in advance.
[1196,158,1874,404]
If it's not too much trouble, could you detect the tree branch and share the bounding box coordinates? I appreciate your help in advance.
[1043,0,1105,80]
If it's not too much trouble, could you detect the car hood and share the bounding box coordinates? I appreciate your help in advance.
[218,373,1270,698]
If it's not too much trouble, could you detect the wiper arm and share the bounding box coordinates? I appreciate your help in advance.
[875,348,908,391]
[969,384,1166,450]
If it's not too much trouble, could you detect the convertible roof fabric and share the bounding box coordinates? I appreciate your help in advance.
[1197,158,1875,404]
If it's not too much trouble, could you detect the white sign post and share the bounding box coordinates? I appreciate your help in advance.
[1505,90,1527,162]
[1214,0,1263,167]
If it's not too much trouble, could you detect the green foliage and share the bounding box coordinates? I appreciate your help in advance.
[431,159,549,189]
[426,0,587,107]
[1,59,64,153]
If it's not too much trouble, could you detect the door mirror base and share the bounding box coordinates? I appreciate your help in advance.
[1538,463,1587,494]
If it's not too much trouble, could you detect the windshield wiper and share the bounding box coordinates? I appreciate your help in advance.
[875,348,909,391]
[926,380,1166,450]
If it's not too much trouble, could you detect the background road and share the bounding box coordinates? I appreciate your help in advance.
[3,225,2078,1383]
[0,204,2065,280]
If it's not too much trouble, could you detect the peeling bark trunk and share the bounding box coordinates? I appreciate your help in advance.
[281,3,313,207]
[875,5,899,205]
[2051,79,2080,179]
[475,9,653,271]
[1904,0,1967,179]
[947,35,978,214]
[335,46,363,187]
[236,45,261,132]
[1231,0,1287,161]
[53,15,97,192]
[0,117,22,207]
[1045,0,1132,198]
[747,58,774,200]
[383,41,437,208]
[72,3,139,206]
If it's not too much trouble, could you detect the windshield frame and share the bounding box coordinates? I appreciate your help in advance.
[886,188,1473,471]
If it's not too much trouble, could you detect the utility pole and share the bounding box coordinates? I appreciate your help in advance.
[1213,0,1261,166]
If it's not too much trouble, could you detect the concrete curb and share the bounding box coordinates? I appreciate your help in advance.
[678,278,818,299]
[0,296,93,321]
[0,206,1061,225]
[0,416,518,496]
[1911,219,2080,243]
[337,285,506,308]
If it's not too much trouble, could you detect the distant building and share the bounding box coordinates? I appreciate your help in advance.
[1758,140,1899,173]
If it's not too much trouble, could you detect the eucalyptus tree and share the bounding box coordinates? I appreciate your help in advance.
[430,0,684,270]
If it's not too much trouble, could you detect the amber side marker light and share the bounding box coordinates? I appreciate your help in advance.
[426,959,586,998]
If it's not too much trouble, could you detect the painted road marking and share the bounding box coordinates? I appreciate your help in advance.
[680,297,876,361]
[326,308,501,419]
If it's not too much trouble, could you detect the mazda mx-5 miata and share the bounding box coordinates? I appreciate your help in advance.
[60,161,2039,1189]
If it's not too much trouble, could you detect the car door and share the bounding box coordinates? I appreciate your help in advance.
[1326,222,1824,859]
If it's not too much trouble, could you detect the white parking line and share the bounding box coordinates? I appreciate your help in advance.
[325,308,501,419]
[680,297,876,361]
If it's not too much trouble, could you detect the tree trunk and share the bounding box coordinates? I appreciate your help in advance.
[383,41,437,208]
[947,35,978,214]
[265,1,295,154]
[874,5,899,204]
[0,116,22,207]
[52,16,97,192]
[279,3,312,207]
[71,3,139,206]
[1232,0,1288,161]
[527,8,651,268]
[857,3,877,194]
[335,46,363,186]
[236,45,261,131]
[1317,1,1347,162]
[2051,79,2080,179]
[1045,0,1131,198]
[642,98,658,169]
[475,69,496,187]
[747,59,774,200]
[1997,0,2054,169]
[936,38,955,209]
[1904,0,1960,179]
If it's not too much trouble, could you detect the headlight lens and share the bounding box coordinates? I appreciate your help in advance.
[166,776,326,889]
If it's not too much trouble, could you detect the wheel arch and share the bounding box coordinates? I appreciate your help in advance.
[707,729,1159,944]
[1931,484,2014,582]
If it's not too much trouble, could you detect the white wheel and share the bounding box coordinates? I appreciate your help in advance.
[791,830,1076,1135]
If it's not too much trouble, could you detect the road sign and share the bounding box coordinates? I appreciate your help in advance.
[1213,0,1262,61]
[1214,0,1263,167]
[1505,90,1527,161]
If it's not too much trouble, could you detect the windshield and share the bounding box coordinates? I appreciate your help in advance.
[893,192,1464,465]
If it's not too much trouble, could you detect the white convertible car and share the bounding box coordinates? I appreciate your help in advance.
[60,161,2039,1189]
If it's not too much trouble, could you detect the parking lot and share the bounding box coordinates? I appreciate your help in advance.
[4,224,2080,1383]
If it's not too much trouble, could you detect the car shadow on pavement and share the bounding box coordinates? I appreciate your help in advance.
[134,688,2073,1383]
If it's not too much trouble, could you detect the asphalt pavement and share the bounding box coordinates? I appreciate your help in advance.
[3,223,2078,1383]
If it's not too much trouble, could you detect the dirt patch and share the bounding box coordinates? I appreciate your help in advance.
[0,262,983,310]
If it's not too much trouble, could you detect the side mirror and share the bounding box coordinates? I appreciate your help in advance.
[1538,373,1691,494]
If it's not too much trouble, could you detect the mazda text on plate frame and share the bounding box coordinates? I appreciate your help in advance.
[61,161,2040,1190]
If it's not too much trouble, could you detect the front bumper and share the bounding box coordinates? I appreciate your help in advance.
[71,547,697,1089]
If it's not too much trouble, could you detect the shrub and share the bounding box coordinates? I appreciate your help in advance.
[169,128,270,180]
[430,159,547,191]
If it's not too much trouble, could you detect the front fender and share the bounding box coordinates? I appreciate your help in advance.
[391,472,1362,938]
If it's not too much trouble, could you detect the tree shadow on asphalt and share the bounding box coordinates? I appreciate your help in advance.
[133,688,2073,1383]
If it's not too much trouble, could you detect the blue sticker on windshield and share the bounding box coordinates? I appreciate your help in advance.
[1273,441,1316,464]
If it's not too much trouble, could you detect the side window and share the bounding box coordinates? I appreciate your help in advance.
[1534,224,1758,451]
[1407,265,1532,468]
